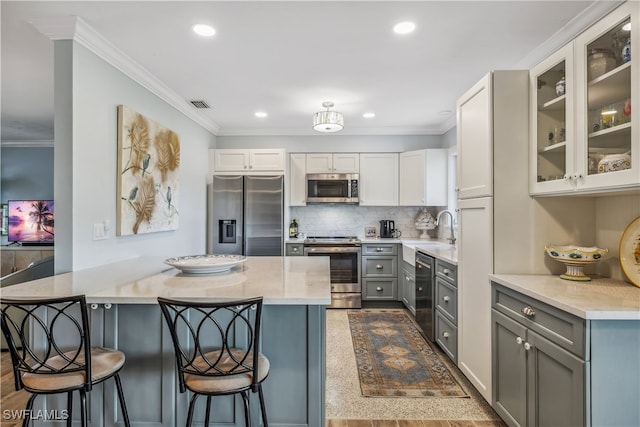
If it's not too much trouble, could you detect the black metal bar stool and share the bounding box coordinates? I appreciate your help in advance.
[0,295,131,427]
[157,296,269,427]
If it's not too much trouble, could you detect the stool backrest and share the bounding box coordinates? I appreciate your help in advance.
[0,295,91,391]
[157,297,263,392]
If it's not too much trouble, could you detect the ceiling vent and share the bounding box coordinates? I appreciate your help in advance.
[189,100,210,109]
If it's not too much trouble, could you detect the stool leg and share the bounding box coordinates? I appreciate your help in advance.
[114,374,131,427]
[257,384,268,427]
[79,389,88,427]
[22,394,37,427]
[186,394,199,427]
[66,391,73,427]
[203,396,212,427]
[240,391,250,427]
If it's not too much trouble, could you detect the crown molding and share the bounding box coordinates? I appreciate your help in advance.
[516,0,624,69]
[1,140,55,148]
[29,16,220,135]
[216,124,446,136]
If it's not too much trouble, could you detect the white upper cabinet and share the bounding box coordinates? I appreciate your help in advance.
[456,73,493,199]
[289,153,307,206]
[214,149,285,172]
[530,43,576,195]
[399,149,448,206]
[359,153,398,206]
[306,153,359,173]
[531,2,639,195]
[574,2,638,194]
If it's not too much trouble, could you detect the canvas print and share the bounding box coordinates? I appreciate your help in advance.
[117,105,180,236]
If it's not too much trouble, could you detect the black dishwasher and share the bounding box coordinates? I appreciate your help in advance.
[415,251,435,341]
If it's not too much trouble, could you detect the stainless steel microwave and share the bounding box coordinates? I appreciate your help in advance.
[306,173,359,204]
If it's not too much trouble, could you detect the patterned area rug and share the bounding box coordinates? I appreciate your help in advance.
[348,309,469,398]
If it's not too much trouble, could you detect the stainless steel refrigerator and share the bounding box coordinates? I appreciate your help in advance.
[210,175,283,256]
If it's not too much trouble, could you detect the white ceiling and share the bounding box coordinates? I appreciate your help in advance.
[0,1,622,142]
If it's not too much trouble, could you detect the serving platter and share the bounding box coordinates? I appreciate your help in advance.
[619,216,640,287]
[164,254,246,274]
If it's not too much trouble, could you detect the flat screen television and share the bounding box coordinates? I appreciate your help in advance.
[7,200,55,246]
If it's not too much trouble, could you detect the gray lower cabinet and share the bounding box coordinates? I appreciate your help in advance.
[285,242,304,256]
[434,259,457,363]
[492,282,640,427]
[401,260,415,314]
[35,304,326,427]
[362,243,398,301]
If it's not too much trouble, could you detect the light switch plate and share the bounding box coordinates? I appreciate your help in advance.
[93,223,107,240]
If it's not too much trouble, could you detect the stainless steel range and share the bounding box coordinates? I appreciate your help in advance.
[303,236,361,308]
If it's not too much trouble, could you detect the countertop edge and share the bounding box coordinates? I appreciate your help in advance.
[490,274,640,320]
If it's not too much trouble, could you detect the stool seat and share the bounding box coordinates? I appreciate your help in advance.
[185,349,270,394]
[22,348,126,392]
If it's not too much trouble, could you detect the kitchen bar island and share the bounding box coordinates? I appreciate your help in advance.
[1,256,331,427]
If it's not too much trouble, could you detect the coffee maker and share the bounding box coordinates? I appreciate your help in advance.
[379,220,395,238]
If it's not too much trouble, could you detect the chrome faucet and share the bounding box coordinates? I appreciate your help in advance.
[436,210,456,245]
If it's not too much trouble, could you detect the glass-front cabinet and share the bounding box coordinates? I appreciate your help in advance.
[530,43,575,194]
[531,2,639,195]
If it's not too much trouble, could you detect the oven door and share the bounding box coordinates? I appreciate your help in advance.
[303,245,361,292]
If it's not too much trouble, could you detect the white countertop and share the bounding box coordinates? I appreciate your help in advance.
[490,274,640,320]
[0,256,332,305]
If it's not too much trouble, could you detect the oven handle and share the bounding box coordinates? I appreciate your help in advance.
[303,246,361,255]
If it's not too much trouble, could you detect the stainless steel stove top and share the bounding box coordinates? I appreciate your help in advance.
[303,236,360,244]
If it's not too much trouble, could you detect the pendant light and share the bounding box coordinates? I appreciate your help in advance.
[313,101,344,133]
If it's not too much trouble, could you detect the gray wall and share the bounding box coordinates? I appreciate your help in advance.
[442,126,457,149]
[54,40,216,271]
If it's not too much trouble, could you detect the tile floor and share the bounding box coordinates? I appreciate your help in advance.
[325,309,506,426]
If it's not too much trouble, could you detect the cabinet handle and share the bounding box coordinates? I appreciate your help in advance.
[376,264,383,269]
[443,268,450,276]
[442,332,450,338]
[443,296,450,302]
[524,342,532,351]
[521,306,536,317]
[376,287,383,291]
[516,337,523,345]
[90,303,99,310]
[104,303,112,310]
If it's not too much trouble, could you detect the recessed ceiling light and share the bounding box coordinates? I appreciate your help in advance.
[255,111,268,118]
[438,110,453,115]
[193,24,216,37]
[393,21,416,35]
[623,22,631,31]
[363,112,376,119]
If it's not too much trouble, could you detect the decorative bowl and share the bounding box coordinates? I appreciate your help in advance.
[544,245,608,281]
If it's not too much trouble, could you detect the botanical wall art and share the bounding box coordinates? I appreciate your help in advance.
[117,105,180,236]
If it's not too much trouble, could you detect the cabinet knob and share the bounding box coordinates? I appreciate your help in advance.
[249,165,253,169]
[563,174,570,180]
[244,165,248,169]
[104,303,112,310]
[376,286,383,291]
[292,247,298,252]
[455,188,459,192]
[443,268,450,276]
[417,264,422,269]
[376,264,383,269]
[573,173,583,180]
[521,305,536,317]
[90,303,99,310]
[442,332,450,338]
[443,296,450,302]
[418,287,423,292]
[524,342,532,351]
[376,247,383,252]
[516,337,524,345]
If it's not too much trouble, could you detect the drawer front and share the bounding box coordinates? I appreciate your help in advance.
[363,279,398,300]
[362,257,397,277]
[362,244,398,256]
[285,243,304,256]
[492,283,585,358]
[435,311,458,363]
[435,259,457,284]
[435,277,457,323]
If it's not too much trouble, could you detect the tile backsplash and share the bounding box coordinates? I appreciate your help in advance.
[289,205,451,239]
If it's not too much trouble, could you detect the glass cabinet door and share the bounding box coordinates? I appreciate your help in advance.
[530,43,575,195]
[575,2,638,192]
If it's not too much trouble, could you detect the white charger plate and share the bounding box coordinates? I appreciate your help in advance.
[619,216,640,287]
[164,254,247,274]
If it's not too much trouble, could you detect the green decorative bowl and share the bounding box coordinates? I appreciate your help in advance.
[544,245,608,281]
